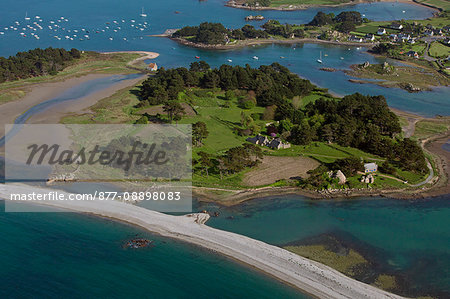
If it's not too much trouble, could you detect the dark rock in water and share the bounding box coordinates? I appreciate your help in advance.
[124,238,153,249]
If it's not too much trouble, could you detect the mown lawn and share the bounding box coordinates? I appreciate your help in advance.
[415,0,450,11]
[429,42,450,58]
[413,119,450,140]
[267,141,382,163]
[293,91,335,109]
[178,92,265,155]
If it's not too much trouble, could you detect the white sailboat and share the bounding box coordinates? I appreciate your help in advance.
[317,51,323,63]
[24,12,30,21]
[140,7,147,17]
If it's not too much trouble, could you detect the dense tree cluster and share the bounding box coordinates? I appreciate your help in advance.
[139,62,314,107]
[308,11,365,33]
[172,22,267,44]
[281,93,427,173]
[0,47,81,83]
[368,43,403,59]
[262,20,305,38]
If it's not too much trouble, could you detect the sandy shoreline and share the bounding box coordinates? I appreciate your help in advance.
[26,75,145,124]
[100,51,159,67]
[0,74,113,138]
[0,51,159,140]
[0,184,405,299]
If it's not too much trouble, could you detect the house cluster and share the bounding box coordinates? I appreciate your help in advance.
[347,33,375,43]
[246,134,291,150]
[423,24,448,37]
[376,22,449,45]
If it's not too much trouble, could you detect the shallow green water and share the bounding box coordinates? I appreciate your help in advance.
[201,195,450,297]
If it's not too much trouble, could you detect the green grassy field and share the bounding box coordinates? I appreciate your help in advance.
[0,90,26,105]
[413,119,450,140]
[61,84,143,125]
[415,0,450,11]
[293,91,335,109]
[429,41,450,58]
[267,142,382,163]
[176,91,266,155]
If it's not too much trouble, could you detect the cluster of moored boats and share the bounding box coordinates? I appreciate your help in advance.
[0,8,151,42]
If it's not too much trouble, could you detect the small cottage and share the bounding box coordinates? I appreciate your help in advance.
[406,51,419,58]
[365,33,375,41]
[268,138,291,150]
[364,163,378,173]
[377,28,386,35]
[390,23,403,30]
[246,135,290,150]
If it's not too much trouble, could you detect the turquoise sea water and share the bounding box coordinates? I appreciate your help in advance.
[0,200,308,298]
[201,195,450,297]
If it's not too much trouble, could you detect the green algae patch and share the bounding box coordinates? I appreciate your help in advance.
[283,244,369,277]
[373,274,398,291]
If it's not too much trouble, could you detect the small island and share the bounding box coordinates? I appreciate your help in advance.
[226,0,449,12]
[345,61,450,92]
[169,12,379,49]
[245,15,265,21]
[227,0,362,11]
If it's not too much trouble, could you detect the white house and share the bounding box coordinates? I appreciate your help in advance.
[377,28,386,35]
[349,35,363,43]
[365,33,375,41]
[390,23,403,30]
[364,162,378,173]
[398,33,411,41]
[424,30,434,36]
